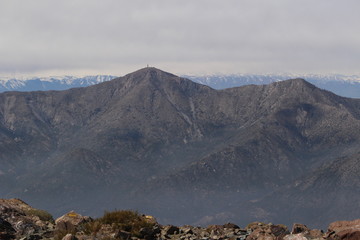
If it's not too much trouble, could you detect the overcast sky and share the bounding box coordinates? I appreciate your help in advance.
[0,0,359,77]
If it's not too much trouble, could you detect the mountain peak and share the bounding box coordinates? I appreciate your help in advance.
[263,78,318,97]
[275,78,316,89]
[124,67,177,80]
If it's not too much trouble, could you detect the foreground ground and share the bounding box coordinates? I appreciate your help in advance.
[1,198,359,240]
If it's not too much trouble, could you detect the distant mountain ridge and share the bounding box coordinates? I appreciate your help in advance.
[1,73,359,99]
[0,75,116,92]
[185,73,360,98]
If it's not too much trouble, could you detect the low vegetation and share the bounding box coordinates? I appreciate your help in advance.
[25,208,54,222]
[82,210,155,237]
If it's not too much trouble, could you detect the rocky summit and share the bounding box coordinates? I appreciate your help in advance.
[0,67,360,228]
[2,198,360,240]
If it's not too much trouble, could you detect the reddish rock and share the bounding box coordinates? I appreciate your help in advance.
[338,230,360,240]
[308,229,323,239]
[328,219,360,233]
[326,219,360,240]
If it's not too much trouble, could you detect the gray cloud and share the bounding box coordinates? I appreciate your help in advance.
[0,0,359,76]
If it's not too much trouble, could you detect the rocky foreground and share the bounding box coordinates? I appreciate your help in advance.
[0,199,359,240]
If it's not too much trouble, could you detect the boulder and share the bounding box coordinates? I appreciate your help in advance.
[0,199,54,239]
[308,229,323,239]
[327,219,360,240]
[270,224,289,238]
[328,219,360,233]
[163,225,180,235]
[292,224,310,234]
[139,226,160,239]
[0,217,16,240]
[55,211,91,232]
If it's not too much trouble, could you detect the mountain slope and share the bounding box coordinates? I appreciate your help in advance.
[0,67,360,227]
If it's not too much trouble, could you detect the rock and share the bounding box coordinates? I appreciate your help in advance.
[328,219,360,233]
[336,230,360,240]
[152,224,161,235]
[246,222,289,240]
[0,199,54,239]
[246,228,274,240]
[308,229,323,239]
[223,223,240,229]
[55,211,91,232]
[0,217,16,240]
[180,226,194,235]
[270,224,289,238]
[142,215,158,225]
[23,235,43,240]
[0,217,16,233]
[207,225,225,237]
[283,233,308,240]
[115,230,131,240]
[139,226,159,239]
[291,224,310,234]
[327,219,360,240]
[62,233,78,240]
[164,225,180,235]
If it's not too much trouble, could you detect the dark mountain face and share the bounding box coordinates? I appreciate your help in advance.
[1,67,360,227]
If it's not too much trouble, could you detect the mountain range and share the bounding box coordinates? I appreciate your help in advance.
[186,74,360,99]
[0,67,360,229]
[0,75,116,92]
[1,73,360,99]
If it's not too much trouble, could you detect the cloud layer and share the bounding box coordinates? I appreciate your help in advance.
[0,0,359,76]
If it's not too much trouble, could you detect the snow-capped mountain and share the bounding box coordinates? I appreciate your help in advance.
[185,74,360,98]
[0,75,117,92]
[1,73,359,98]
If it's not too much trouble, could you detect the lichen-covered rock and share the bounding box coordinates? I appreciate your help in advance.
[55,211,92,232]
